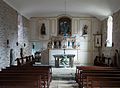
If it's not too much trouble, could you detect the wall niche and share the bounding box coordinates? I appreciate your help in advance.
[58,16,72,37]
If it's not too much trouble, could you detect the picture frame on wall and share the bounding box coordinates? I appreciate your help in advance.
[94,34,102,47]
[58,17,72,36]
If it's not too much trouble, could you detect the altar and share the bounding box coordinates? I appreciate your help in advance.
[53,54,75,68]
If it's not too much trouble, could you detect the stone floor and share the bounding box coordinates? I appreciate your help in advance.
[49,67,79,88]
[50,80,79,88]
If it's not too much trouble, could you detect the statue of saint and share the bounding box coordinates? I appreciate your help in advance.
[82,25,88,35]
[41,23,46,35]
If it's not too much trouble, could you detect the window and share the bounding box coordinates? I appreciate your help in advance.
[106,16,113,47]
[18,14,23,43]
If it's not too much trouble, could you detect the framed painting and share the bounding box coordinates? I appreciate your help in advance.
[94,34,102,47]
[58,16,72,36]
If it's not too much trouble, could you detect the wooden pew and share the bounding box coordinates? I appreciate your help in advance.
[0,71,50,88]
[81,70,120,87]
[0,64,52,88]
[75,66,119,81]
[4,65,52,82]
[1,67,52,88]
[0,54,52,88]
[0,75,41,88]
[75,66,116,83]
[75,66,120,88]
[87,76,120,87]
[2,70,51,86]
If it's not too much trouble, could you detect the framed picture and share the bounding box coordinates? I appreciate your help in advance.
[58,17,71,36]
[94,34,102,47]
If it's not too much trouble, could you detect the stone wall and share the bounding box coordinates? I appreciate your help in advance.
[0,0,31,69]
[102,10,120,59]
[20,16,32,57]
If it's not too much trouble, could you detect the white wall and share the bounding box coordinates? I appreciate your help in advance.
[30,16,101,66]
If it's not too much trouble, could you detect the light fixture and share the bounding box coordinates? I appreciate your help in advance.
[64,0,67,16]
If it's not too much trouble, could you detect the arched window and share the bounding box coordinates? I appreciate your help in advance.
[106,16,113,47]
[18,14,23,44]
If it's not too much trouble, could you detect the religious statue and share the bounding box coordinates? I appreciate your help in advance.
[40,23,46,35]
[82,25,88,36]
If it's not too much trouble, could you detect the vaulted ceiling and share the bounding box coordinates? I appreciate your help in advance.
[3,0,120,20]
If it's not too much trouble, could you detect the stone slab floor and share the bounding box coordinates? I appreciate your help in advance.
[49,67,79,88]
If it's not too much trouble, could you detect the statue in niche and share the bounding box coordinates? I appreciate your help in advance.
[40,23,46,35]
[82,25,88,36]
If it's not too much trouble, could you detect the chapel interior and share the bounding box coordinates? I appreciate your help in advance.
[0,0,120,88]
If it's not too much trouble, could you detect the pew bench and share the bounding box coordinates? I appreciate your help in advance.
[75,66,120,88]
[80,71,120,87]
[0,66,52,88]
[0,74,41,88]
[0,70,51,88]
[75,66,119,83]
[87,76,120,87]
[1,55,52,88]
[2,66,52,83]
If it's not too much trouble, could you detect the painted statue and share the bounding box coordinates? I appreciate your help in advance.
[41,23,46,35]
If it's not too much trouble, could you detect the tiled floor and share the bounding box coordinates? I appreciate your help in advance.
[49,67,79,88]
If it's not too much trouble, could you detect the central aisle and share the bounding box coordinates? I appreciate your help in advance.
[49,68,79,88]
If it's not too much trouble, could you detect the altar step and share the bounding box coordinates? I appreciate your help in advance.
[50,80,78,88]
[50,67,78,88]
[51,67,76,82]
[52,74,75,80]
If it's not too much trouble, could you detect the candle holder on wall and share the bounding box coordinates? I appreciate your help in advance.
[7,40,9,45]
[105,42,114,47]
[7,39,10,48]
[24,43,26,47]
[16,42,19,46]
[32,44,35,49]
